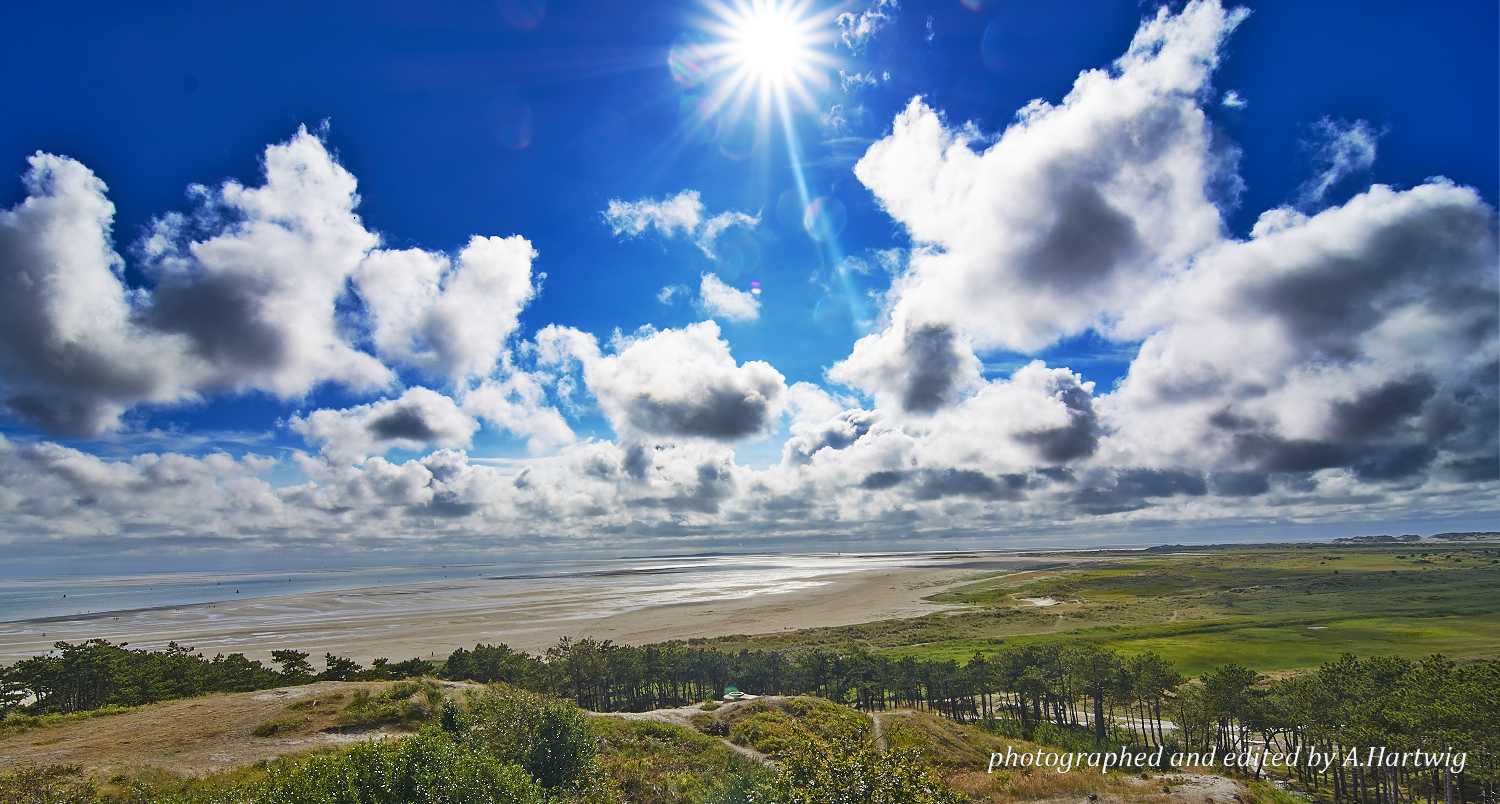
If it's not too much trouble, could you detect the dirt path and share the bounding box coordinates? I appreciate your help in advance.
[0,681,474,779]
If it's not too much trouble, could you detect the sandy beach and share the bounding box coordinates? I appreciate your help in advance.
[0,554,1058,665]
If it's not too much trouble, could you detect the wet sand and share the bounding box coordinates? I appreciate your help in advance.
[0,554,1054,665]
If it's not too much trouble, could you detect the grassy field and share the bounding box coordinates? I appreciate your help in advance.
[700,542,1500,675]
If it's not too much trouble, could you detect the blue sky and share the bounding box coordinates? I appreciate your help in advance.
[0,0,1495,572]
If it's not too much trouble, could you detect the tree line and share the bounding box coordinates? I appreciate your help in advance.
[443,639,1497,804]
[0,639,431,715]
[3,636,1494,804]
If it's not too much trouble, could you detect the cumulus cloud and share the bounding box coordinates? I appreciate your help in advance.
[0,127,398,436]
[853,0,1244,353]
[825,0,1495,518]
[697,273,760,321]
[1102,180,1498,489]
[0,126,565,450]
[290,387,479,464]
[830,320,984,415]
[603,190,758,256]
[355,235,536,381]
[141,126,391,396]
[540,321,786,443]
[460,374,575,455]
[0,153,202,435]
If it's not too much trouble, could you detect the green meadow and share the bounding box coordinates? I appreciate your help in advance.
[704,542,1500,675]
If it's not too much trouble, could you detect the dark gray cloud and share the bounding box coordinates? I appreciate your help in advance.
[828,321,982,416]
[1020,184,1142,289]
[1015,377,1099,463]
[860,470,905,490]
[1207,471,1270,497]
[580,321,787,443]
[900,324,969,413]
[1327,374,1435,440]
[147,271,286,375]
[913,469,1026,501]
[1252,201,1495,363]
[785,409,878,464]
[1114,469,1207,498]
[623,384,778,440]
[147,273,286,375]
[367,407,440,442]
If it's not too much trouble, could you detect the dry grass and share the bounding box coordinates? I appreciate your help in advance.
[0,679,472,781]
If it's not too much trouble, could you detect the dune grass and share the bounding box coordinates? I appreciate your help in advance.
[698,543,1500,675]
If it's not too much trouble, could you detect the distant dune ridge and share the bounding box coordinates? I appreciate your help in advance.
[1331,532,1500,544]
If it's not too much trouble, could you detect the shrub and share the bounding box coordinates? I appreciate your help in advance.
[750,738,963,804]
[0,765,99,804]
[252,716,304,738]
[256,727,542,804]
[461,687,597,792]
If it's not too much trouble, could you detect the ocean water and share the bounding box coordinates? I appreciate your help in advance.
[0,552,976,624]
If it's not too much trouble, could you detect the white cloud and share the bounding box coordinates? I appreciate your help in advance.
[1297,117,1380,206]
[0,153,202,435]
[461,374,575,455]
[142,126,392,397]
[541,321,786,443]
[697,273,760,322]
[290,387,479,465]
[1103,180,1497,486]
[838,0,898,53]
[854,0,1244,355]
[604,191,703,239]
[0,127,563,443]
[603,190,758,257]
[840,71,879,93]
[0,127,405,436]
[355,235,537,381]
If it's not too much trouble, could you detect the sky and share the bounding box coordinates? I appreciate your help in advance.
[0,0,1495,574]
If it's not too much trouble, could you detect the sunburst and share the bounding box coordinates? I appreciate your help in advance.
[689,0,839,126]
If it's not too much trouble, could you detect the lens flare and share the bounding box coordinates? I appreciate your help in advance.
[802,197,846,241]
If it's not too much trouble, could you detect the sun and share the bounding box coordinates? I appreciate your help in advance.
[729,3,814,87]
[693,0,838,108]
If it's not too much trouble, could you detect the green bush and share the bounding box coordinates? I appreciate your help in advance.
[749,738,962,804]
[334,682,438,729]
[974,715,1024,738]
[252,716,304,738]
[0,765,99,804]
[256,727,542,804]
[460,687,597,792]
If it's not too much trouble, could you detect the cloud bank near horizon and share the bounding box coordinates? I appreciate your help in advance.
[0,0,1493,565]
